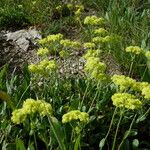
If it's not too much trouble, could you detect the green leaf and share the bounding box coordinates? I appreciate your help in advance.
[120,139,130,150]
[28,142,35,150]
[124,130,137,137]
[74,135,81,150]
[49,117,66,150]
[99,138,105,149]
[136,115,146,123]
[0,64,8,90]
[16,138,26,150]
[132,139,139,150]
[70,99,80,110]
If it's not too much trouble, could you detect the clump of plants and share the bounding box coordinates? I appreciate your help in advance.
[0,1,150,150]
[0,5,29,29]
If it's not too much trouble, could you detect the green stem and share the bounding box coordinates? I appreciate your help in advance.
[78,17,84,30]
[128,55,136,76]
[112,110,123,150]
[141,66,147,81]
[69,123,74,150]
[88,82,101,113]
[33,132,38,150]
[137,107,150,123]
[80,80,90,108]
[48,117,66,150]
[100,107,118,150]
[118,114,137,150]
[17,82,31,107]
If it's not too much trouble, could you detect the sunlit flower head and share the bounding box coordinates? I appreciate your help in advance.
[125,46,143,55]
[62,110,89,123]
[84,15,105,26]
[112,93,142,110]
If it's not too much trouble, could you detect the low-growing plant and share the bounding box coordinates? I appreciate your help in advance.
[0,1,150,150]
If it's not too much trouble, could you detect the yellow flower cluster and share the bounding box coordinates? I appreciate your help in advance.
[111,75,136,91]
[145,51,150,60]
[62,110,89,123]
[83,42,95,49]
[92,35,114,44]
[37,47,49,56]
[125,46,143,55]
[141,85,150,99]
[132,81,149,91]
[84,15,105,26]
[56,5,62,11]
[38,33,63,45]
[59,50,69,58]
[75,5,84,16]
[94,28,108,36]
[112,74,150,100]
[84,56,107,80]
[11,99,52,124]
[28,59,57,75]
[83,49,101,59]
[60,39,80,48]
[112,93,142,110]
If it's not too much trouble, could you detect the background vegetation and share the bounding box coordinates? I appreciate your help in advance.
[0,0,150,150]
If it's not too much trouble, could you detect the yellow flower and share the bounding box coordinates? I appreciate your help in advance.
[45,60,57,71]
[83,49,101,60]
[92,36,105,43]
[28,64,38,73]
[94,28,108,36]
[112,93,142,110]
[125,46,143,55]
[85,57,106,73]
[29,59,57,75]
[132,81,149,91]
[38,38,47,45]
[83,42,95,49]
[75,9,82,16]
[84,57,107,80]
[60,39,80,48]
[11,99,53,124]
[145,51,150,60]
[11,109,26,124]
[103,35,114,43]
[75,5,84,11]
[84,15,105,26]
[56,5,62,11]
[111,75,136,92]
[62,110,89,123]
[38,33,63,45]
[141,85,150,99]
[47,33,63,42]
[59,50,69,58]
[37,47,49,56]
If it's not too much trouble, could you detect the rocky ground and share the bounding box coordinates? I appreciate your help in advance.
[0,28,122,76]
[0,28,41,73]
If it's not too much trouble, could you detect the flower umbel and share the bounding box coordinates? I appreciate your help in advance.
[111,75,136,92]
[11,99,53,124]
[125,46,143,55]
[84,56,107,80]
[62,110,89,123]
[37,47,49,56]
[84,15,105,26]
[28,59,57,75]
[112,93,142,110]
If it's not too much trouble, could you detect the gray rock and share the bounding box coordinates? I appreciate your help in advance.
[0,28,41,73]
[5,28,41,51]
